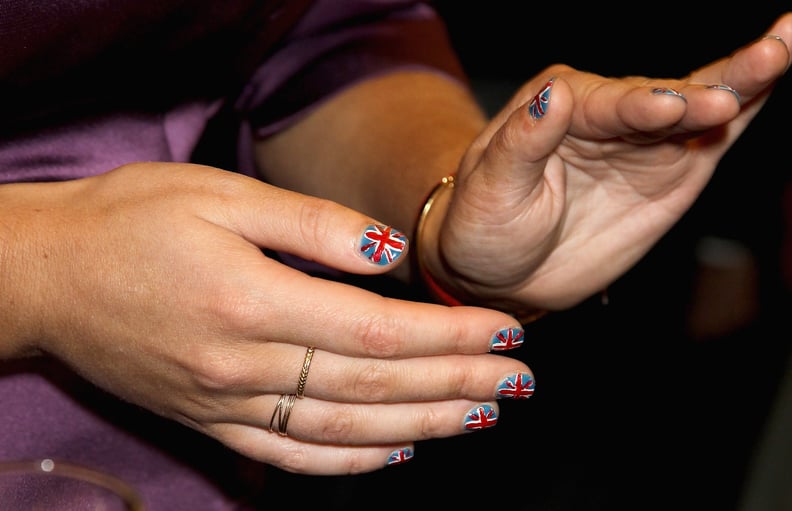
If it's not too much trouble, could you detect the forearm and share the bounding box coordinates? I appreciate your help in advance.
[253,70,487,281]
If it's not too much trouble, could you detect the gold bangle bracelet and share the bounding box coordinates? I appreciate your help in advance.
[414,176,464,306]
[413,175,547,325]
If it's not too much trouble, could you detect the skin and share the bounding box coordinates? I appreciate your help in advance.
[258,13,792,311]
[1,12,790,476]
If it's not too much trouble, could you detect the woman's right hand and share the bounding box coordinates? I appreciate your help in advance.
[0,162,533,475]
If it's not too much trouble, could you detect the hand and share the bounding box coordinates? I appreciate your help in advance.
[0,162,532,475]
[430,13,792,311]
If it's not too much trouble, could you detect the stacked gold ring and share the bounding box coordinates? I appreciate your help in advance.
[269,394,297,436]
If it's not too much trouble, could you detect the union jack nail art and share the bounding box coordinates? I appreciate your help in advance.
[359,224,407,266]
[463,403,498,431]
[528,78,554,120]
[496,373,535,399]
[490,327,525,351]
[387,447,414,466]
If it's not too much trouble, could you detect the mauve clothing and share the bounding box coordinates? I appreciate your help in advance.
[0,1,465,509]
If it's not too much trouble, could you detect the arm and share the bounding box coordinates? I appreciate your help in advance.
[254,70,486,282]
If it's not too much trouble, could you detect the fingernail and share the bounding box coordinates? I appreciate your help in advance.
[496,372,536,399]
[489,327,525,351]
[528,78,555,120]
[463,403,498,431]
[359,224,407,265]
[386,447,414,466]
[705,84,741,104]
[651,87,687,102]
[762,34,784,43]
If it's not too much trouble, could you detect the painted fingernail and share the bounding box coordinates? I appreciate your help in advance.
[386,447,414,466]
[762,34,784,43]
[463,403,498,431]
[705,84,741,104]
[528,78,555,120]
[651,87,686,101]
[489,327,525,351]
[496,372,536,400]
[359,224,407,265]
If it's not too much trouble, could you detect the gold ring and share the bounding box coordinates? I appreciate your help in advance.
[296,346,315,398]
[268,394,297,436]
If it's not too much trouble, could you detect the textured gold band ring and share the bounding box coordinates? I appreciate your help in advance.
[296,346,315,398]
[269,394,297,436]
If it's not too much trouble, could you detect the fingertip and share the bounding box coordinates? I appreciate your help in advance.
[493,76,572,165]
[521,75,574,125]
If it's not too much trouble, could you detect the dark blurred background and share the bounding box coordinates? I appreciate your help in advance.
[267,4,792,510]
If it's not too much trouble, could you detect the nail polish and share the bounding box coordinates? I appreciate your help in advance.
[496,373,535,399]
[490,327,525,351]
[463,403,498,431]
[359,224,407,265]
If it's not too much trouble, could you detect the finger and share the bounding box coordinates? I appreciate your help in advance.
[220,425,417,475]
[221,178,411,275]
[259,397,503,444]
[220,343,533,403]
[537,15,790,140]
[239,259,526,358]
[585,80,738,138]
[213,398,504,472]
[530,69,689,140]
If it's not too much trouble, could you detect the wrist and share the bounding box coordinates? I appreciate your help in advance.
[413,175,547,325]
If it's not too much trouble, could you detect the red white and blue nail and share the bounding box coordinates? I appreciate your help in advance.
[463,403,498,431]
[386,447,414,466]
[496,373,535,399]
[528,78,554,120]
[490,327,525,351]
[359,224,407,266]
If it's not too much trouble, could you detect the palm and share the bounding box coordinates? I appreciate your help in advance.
[442,25,791,310]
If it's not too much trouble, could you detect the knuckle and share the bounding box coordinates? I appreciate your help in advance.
[339,452,370,475]
[413,406,444,440]
[273,445,311,473]
[347,307,404,358]
[316,404,358,442]
[190,346,247,390]
[203,286,260,332]
[350,360,393,402]
[296,198,336,252]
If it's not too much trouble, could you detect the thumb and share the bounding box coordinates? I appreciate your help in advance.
[473,77,573,192]
[453,77,573,233]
